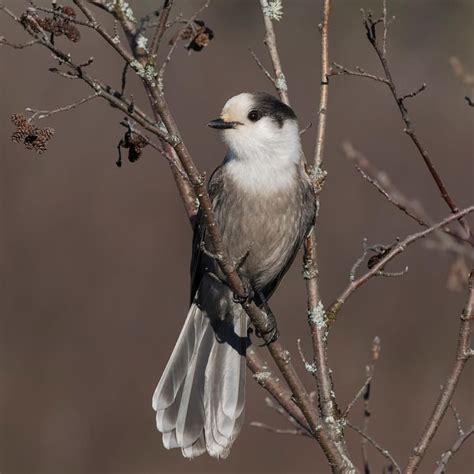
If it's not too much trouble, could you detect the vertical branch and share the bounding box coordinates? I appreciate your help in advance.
[149,0,174,58]
[258,0,289,104]
[313,0,331,170]
[405,271,474,473]
[257,1,355,471]
[305,0,339,437]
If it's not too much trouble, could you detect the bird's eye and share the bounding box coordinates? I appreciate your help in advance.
[247,110,262,122]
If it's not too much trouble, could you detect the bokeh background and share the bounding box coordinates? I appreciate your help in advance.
[1,1,473,473]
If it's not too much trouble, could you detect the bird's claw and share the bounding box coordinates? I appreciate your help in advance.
[232,286,254,305]
[256,312,279,346]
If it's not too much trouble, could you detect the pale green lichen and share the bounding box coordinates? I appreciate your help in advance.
[130,60,158,87]
[275,73,288,92]
[106,0,136,23]
[308,301,327,330]
[263,0,284,21]
[252,371,271,384]
[136,34,148,52]
[304,361,318,374]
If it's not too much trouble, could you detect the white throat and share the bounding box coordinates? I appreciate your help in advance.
[224,120,302,193]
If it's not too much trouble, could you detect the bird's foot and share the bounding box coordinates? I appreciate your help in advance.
[232,284,254,305]
[256,311,279,346]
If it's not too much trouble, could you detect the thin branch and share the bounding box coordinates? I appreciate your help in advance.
[250,421,308,437]
[255,1,355,470]
[361,336,381,473]
[434,425,474,474]
[330,62,388,84]
[341,374,371,420]
[72,0,136,64]
[448,402,464,436]
[0,36,39,48]
[327,207,474,322]
[149,0,174,58]
[331,3,471,239]
[347,422,401,473]
[405,271,474,473]
[399,82,427,101]
[258,0,289,104]
[25,93,99,120]
[342,142,474,248]
[313,0,331,170]
[249,48,275,85]
[246,347,311,434]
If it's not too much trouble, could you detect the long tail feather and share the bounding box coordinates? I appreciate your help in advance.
[152,303,247,458]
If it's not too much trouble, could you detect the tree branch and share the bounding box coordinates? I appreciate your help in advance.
[434,425,474,474]
[347,422,401,473]
[331,2,471,239]
[327,207,474,322]
[405,271,474,473]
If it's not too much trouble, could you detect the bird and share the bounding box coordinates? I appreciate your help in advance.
[152,92,316,459]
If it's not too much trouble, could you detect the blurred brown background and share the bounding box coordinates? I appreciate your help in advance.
[1,1,473,473]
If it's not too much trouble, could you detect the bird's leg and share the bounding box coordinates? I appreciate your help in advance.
[255,289,279,346]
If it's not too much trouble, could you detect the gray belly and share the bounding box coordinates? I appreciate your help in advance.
[216,186,303,290]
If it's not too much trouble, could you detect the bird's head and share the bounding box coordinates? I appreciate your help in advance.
[208,92,301,165]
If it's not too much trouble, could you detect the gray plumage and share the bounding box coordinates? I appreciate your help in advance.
[152,92,315,458]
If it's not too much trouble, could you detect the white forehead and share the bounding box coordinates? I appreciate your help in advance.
[221,92,254,119]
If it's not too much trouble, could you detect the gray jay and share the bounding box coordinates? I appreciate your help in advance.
[152,92,315,458]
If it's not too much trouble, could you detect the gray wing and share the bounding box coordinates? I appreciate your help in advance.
[190,165,225,304]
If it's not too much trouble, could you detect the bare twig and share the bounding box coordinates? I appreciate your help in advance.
[149,0,174,58]
[258,0,289,105]
[341,374,371,420]
[434,425,474,474]
[246,347,311,434]
[331,3,471,239]
[25,93,99,120]
[327,207,474,322]
[0,36,39,48]
[405,271,474,473]
[250,421,309,437]
[361,336,381,473]
[347,422,401,473]
[330,62,388,84]
[313,0,331,170]
[448,402,464,436]
[249,48,275,85]
[342,142,474,248]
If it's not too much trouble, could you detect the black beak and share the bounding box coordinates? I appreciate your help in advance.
[207,118,240,130]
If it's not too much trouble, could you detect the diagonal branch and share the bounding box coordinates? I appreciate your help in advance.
[434,425,474,474]
[405,271,474,473]
[327,207,474,322]
[331,2,471,240]
[347,422,401,473]
[341,142,473,247]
